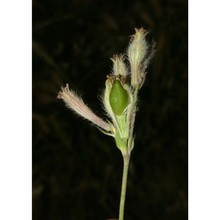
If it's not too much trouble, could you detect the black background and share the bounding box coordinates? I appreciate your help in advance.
[33,0,188,219]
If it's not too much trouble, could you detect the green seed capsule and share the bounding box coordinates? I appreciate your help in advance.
[109,80,129,116]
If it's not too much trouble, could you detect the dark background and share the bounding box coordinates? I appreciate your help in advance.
[33,0,188,219]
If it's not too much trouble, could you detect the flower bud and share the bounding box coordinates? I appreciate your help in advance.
[127,28,148,88]
[111,54,128,77]
[57,84,111,132]
[109,80,129,116]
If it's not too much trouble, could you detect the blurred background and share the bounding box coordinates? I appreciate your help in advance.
[33,0,188,219]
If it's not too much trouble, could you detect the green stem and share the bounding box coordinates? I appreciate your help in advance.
[119,153,130,220]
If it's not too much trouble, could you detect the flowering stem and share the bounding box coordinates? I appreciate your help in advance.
[119,153,130,220]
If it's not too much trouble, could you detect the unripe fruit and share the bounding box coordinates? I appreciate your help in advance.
[109,80,129,116]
